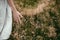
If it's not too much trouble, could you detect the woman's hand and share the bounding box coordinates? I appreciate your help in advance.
[8,0,23,23]
[13,11,23,23]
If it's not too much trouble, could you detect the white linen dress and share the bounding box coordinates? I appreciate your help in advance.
[0,0,12,40]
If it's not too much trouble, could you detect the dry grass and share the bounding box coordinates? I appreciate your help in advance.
[14,0,54,16]
[8,0,60,40]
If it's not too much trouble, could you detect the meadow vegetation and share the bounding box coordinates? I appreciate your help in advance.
[8,0,60,40]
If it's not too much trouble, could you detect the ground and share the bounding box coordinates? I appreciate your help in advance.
[8,0,60,40]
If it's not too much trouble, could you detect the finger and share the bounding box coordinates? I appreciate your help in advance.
[15,18,18,23]
[19,13,23,18]
[16,16,20,23]
[14,19,18,23]
[18,12,24,18]
[14,17,19,23]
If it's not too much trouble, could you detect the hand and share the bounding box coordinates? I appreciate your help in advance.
[13,11,23,23]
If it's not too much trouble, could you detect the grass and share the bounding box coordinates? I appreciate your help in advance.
[8,0,60,40]
[14,0,39,8]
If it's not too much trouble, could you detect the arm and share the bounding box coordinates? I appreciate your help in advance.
[7,0,17,12]
[8,0,23,23]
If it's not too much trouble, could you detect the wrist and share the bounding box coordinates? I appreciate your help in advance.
[12,9,17,13]
[10,6,17,12]
[12,10,18,15]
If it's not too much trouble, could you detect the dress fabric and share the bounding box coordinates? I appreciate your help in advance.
[0,0,12,39]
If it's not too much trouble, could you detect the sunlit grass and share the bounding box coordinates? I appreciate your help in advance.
[9,0,60,40]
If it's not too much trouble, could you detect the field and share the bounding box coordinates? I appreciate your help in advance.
[8,0,60,40]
